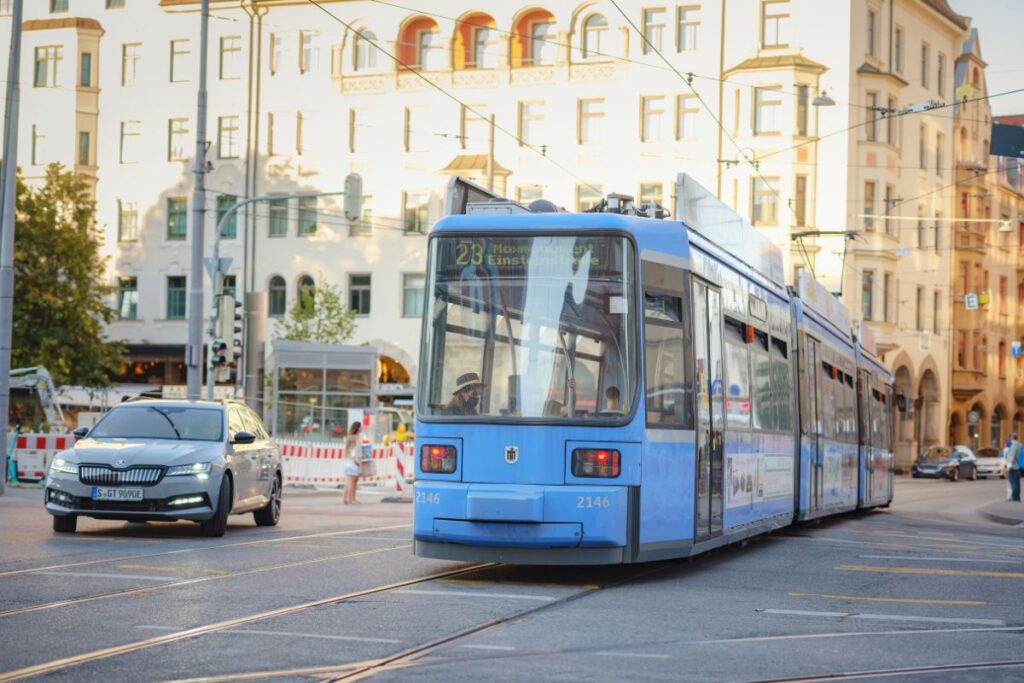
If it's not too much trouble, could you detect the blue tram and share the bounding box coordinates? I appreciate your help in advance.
[413,176,893,565]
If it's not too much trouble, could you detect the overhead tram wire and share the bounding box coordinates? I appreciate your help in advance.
[304,0,602,196]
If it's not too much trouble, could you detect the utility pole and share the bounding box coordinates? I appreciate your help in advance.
[0,0,24,495]
[186,0,210,400]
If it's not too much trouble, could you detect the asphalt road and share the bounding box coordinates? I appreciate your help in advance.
[0,477,1021,682]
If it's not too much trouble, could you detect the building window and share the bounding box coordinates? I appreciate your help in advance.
[866,92,878,142]
[34,46,62,88]
[528,20,556,66]
[167,197,187,240]
[917,209,926,248]
[353,31,377,71]
[221,274,236,299]
[268,275,287,316]
[300,30,319,73]
[0,0,11,14]
[761,1,788,48]
[117,277,138,320]
[957,330,966,367]
[676,94,699,140]
[122,43,140,86]
[794,175,807,227]
[403,192,429,233]
[269,197,288,236]
[402,274,425,317]
[751,178,779,226]
[999,343,1007,379]
[642,8,665,53]
[170,39,191,82]
[641,95,666,142]
[894,27,903,73]
[863,181,875,230]
[884,184,895,234]
[168,118,189,161]
[266,112,277,156]
[862,270,874,321]
[107,0,126,8]
[77,131,90,166]
[269,33,283,75]
[886,96,897,145]
[883,273,893,323]
[753,86,781,135]
[417,27,443,69]
[866,9,876,57]
[79,52,92,87]
[920,43,929,89]
[119,120,140,164]
[677,6,700,51]
[297,275,315,311]
[50,0,68,13]
[460,104,489,151]
[217,116,240,158]
[577,184,604,212]
[915,286,924,330]
[919,124,927,169]
[296,111,306,155]
[30,125,46,165]
[217,194,237,239]
[219,36,242,80]
[167,276,187,320]
[933,290,941,334]
[578,98,605,144]
[936,131,944,176]
[349,275,371,316]
[117,200,138,242]
[999,276,1008,315]
[297,196,317,235]
[639,183,663,208]
[518,101,544,146]
[517,185,544,204]
[796,84,809,136]
[937,53,946,98]
[470,25,497,68]
[582,14,608,59]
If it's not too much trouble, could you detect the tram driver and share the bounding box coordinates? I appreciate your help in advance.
[604,386,621,413]
[443,372,485,415]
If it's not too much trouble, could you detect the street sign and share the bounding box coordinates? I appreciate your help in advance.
[1012,341,1022,358]
[344,174,363,222]
[204,256,233,281]
[964,293,979,310]
[893,247,911,258]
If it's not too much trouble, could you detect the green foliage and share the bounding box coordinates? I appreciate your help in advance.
[273,280,358,344]
[13,164,123,386]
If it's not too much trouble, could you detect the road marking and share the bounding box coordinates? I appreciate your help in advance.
[593,652,671,659]
[37,571,169,582]
[788,592,986,606]
[117,564,229,575]
[837,564,1024,579]
[858,554,1024,565]
[840,530,1024,552]
[439,578,600,590]
[397,589,556,602]
[137,625,400,644]
[761,608,1004,626]
[458,644,516,651]
[685,625,1024,646]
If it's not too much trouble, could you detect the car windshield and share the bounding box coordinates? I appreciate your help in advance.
[419,234,637,421]
[976,448,1000,459]
[918,447,951,462]
[89,406,224,441]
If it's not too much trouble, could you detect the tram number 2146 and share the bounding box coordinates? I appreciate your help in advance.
[577,495,611,509]
[416,491,441,505]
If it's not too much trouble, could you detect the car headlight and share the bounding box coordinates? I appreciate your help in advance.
[166,462,212,476]
[50,457,79,475]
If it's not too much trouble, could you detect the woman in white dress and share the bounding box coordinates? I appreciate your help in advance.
[343,421,362,504]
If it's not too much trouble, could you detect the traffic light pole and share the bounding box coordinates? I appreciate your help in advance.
[186,0,210,400]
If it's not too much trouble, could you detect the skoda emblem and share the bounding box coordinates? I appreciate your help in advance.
[115,458,126,468]
[504,445,519,465]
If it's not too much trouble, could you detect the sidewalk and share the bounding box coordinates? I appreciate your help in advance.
[978,499,1024,526]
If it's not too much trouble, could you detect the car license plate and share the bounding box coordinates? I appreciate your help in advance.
[91,487,144,502]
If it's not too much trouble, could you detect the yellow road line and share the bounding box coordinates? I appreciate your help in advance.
[837,565,1024,579]
[439,578,600,590]
[789,591,986,606]
[116,564,229,576]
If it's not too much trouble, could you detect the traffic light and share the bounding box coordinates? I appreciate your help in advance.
[214,294,243,382]
[209,340,228,367]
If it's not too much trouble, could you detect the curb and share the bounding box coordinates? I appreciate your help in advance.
[978,504,1024,527]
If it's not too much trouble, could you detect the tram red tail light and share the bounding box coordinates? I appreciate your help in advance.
[420,445,457,473]
[572,448,621,478]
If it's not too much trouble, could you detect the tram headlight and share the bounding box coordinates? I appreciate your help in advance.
[420,445,457,474]
[572,448,621,478]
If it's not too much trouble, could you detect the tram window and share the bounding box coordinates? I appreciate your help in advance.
[725,341,751,429]
[644,292,683,323]
[751,350,774,431]
[644,323,693,428]
[771,345,791,430]
[819,362,837,440]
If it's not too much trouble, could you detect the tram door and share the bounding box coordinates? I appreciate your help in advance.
[693,280,725,542]
[806,338,824,512]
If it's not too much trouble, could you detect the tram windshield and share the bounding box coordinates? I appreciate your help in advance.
[419,234,637,421]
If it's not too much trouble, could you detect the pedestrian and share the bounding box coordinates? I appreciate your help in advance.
[1005,433,1022,502]
[343,421,362,505]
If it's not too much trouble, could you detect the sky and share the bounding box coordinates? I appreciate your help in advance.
[954,0,1024,116]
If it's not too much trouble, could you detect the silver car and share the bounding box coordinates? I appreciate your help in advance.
[45,399,282,537]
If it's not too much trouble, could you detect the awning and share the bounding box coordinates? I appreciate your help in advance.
[439,154,511,177]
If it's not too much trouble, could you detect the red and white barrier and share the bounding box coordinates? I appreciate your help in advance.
[276,439,414,492]
[9,433,71,482]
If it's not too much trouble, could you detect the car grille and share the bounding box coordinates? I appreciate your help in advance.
[79,465,165,487]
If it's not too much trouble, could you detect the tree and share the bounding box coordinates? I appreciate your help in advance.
[274,279,358,344]
[12,164,123,386]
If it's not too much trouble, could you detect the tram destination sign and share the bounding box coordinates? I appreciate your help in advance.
[446,236,609,272]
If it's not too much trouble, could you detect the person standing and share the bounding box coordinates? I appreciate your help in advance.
[343,421,362,505]
[1006,433,1022,502]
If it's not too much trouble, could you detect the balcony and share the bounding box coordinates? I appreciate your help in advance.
[951,368,986,401]
[954,228,987,253]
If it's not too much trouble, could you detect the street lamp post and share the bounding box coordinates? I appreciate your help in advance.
[186,0,210,400]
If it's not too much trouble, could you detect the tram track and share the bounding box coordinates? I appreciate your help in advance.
[0,563,496,683]
[745,658,1024,681]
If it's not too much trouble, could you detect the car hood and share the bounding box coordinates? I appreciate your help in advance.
[976,457,1004,465]
[66,438,222,466]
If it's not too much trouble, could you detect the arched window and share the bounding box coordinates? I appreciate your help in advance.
[990,407,1003,446]
[455,13,497,69]
[581,14,607,59]
[353,31,377,71]
[399,18,444,70]
[512,10,556,67]
[269,275,286,317]
[530,20,556,65]
[297,274,315,311]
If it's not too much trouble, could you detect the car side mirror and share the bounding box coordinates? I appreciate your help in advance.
[72,426,89,440]
[232,431,256,445]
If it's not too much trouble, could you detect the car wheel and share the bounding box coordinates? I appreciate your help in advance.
[969,466,978,481]
[53,515,77,533]
[950,467,960,482]
[200,475,231,538]
[253,474,282,527]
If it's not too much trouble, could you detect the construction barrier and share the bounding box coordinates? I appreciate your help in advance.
[8,433,71,483]
[277,439,414,492]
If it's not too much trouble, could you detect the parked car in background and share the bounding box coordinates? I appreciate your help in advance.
[44,399,282,537]
[974,447,1008,479]
[911,445,978,482]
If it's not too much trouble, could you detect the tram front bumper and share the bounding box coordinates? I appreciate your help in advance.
[413,481,628,549]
